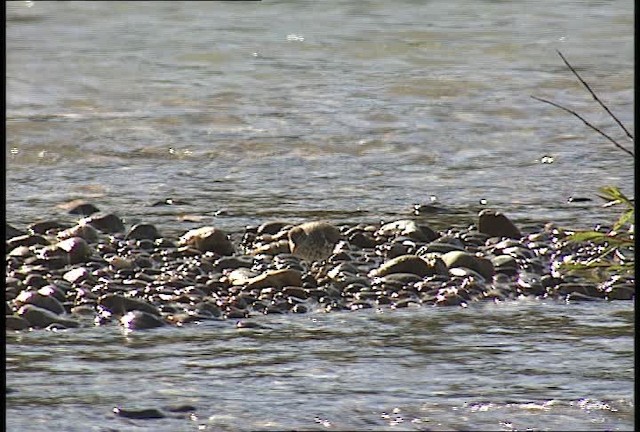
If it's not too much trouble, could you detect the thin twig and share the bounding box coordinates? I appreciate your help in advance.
[556,49,634,141]
[531,95,635,158]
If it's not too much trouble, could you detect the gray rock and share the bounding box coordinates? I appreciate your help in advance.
[370,254,447,278]
[478,209,522,239]
[120,311,166,330]
[441,251,495,280]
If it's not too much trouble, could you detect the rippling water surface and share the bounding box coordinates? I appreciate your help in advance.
[6,1,634,430]
[6,300,634,431]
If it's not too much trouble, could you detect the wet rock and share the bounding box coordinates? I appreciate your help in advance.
[288,221,342,262]
[120,311,166,330]
[6,223,26,240]
[348,231,378,249]
[80,213,125,234]
[6,315,31,330]
[14,290,66,315]
[98,294,161,316]
[126,223,162,240]
[257,221,291,235]
[441,251,495,280]
[29,220,71,235]
[244,269,303,290]
[370,254,447,278]
[478,209,522,239]
[113,406,165,419]
[7,234,50,249]
[179,226,235,255]
[66,201,100,216]
[17,305,79,329]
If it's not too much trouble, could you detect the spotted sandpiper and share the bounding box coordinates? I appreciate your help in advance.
[288,221,341,262]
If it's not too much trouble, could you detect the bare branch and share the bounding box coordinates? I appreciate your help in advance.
[531,95,635,158]
[556,50,634,141]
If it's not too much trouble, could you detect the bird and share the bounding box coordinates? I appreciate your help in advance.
[288,221,342,262]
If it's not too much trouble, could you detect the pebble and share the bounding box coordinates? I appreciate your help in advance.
[3,207,632,332]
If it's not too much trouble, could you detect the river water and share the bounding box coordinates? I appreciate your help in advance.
[5,1,634,431]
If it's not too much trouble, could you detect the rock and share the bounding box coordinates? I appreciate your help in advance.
[113,406,165,419]
[478,209,522,239]
[370,254,448,278]
[98,294,161,316]
[57,223,99,243]
[29,220,71,234]
[126,224,162,240]
[251,239,290,256]
[6,315,31,330]
[42,237,93,264]
[288,221,341,262]
[14,290,66,315]
[7,234,50,249]
[6,223,25,240]
[179,226,234,255]
[348,231,378,249]
[257,221,291,235]
[17,305,79,329]
[66,201,100,216]
[244,269,303,290]
[62,267,92,284]
[120,311,166,330]
[441,251,495,280]
[377,220,437,242]
[80,213,125,234]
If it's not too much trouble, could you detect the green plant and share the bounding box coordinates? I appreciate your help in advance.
[533,51,634,278]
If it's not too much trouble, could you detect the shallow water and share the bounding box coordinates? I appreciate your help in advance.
[5,1,635,431]
[6,299,634,431]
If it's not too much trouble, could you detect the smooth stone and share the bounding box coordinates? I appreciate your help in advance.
[80,213,125,234]
[251,239,290,256]
[348,231,378,248]
[6,223,26,240]
[66,201,100,216]
[604,285,635,300]
[478,209,522,239]
[244,269,303,290]
[71,304,97,317]
[378,219,437,242]
[62,267,92,284]
[441,251,495,280]
[370,254,447,278]
[126,223,162,240]
[418,241,465,254]
[213,256,253,271]
[98,294,161,316]
[17,305,80,329]
[113,407,165,419]
[29,220,71,234]
[6,315,31,330]
[37,285,67,302]
[257,221,291,235]
[555,283,603,298]
[14,290,66,315]
[57,223,99,243]
[491,254,518,269]
[42,237,93,264]
[7,234,50,249]
[288,221,341,262]
[179,226,235,255]
[120,311,166,330]
[8,245,32,257]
